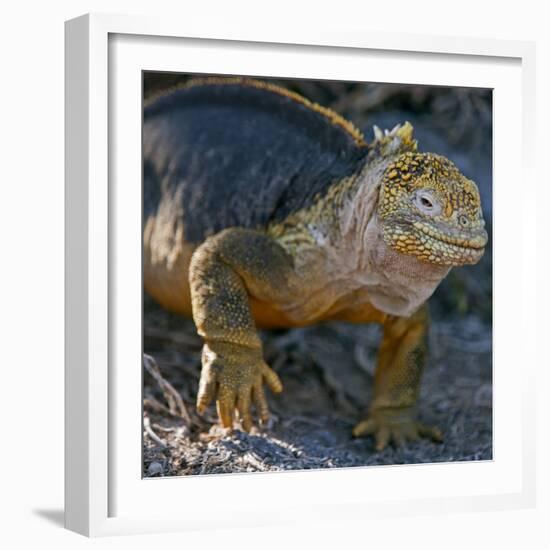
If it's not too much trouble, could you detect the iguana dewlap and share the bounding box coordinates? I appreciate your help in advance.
[143,78,488,449]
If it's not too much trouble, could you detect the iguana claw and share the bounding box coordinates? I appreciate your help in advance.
[196,341,283,432]
[352,407,443,451]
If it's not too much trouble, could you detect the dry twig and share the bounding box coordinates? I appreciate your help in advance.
[143,353,192,424]
[143,415,168,448]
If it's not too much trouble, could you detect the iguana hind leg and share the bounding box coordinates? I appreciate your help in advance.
[352,304,443,449]
[189,228,297,431]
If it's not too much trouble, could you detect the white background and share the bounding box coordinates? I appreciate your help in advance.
[1,0,548,548]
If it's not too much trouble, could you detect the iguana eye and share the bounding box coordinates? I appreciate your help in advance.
[413,190,441,216]
[420,196,433,208]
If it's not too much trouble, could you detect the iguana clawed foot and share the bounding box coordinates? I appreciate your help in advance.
[196,342,283,432]
[352,407,443,450]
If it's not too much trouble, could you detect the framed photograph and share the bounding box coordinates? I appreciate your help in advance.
[65,13,536,537]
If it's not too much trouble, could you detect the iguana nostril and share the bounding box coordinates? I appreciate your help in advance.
[459,215,469,227]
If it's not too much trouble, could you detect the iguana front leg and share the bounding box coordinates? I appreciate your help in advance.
[352,305,443,450]
[189,228,296,431]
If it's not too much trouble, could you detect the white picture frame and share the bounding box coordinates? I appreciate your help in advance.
[65,13,537,537]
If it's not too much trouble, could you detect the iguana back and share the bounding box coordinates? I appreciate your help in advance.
[143,78,368,243]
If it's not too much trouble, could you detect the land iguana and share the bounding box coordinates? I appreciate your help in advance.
[143,77,488,450]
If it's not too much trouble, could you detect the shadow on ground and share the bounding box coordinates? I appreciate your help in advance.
[33,509,64,528]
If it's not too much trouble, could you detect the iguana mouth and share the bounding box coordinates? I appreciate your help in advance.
[413,221,488,251]
[386,218,488,266]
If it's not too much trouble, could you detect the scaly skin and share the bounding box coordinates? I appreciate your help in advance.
[189,229,297,429]
[351,305,443,449]
[144,79,488,449]
[378,150,487,266]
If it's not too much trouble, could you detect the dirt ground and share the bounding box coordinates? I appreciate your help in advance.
[142,76,493,477]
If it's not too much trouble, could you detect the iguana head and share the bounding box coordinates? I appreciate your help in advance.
[377,149,488,267]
